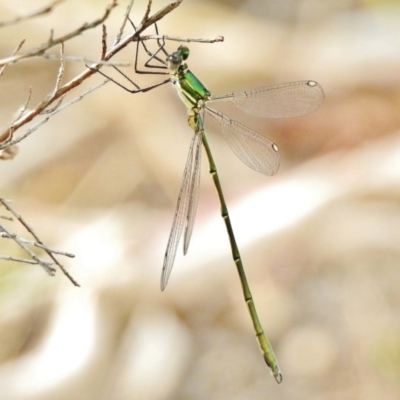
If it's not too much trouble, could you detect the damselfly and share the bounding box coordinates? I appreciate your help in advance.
[92,30,324,383]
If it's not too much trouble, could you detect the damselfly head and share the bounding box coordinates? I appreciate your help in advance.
[167,46,190,72]
[178,45,190,60]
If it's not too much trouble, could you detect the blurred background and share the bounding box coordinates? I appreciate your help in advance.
[1,0,400,399]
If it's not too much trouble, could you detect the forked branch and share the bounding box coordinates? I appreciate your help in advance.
[0,198,78,285]
[0,0,187,151]
[0,0,223,284]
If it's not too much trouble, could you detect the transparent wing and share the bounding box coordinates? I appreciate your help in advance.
[183,132,202,255]
[206,106,280,176]
[210,80,324,118]
[161,133,201,290]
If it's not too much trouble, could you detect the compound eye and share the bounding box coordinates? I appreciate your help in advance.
[178,45,190,60]
[167,52,181,71]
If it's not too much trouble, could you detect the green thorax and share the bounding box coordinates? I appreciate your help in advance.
[175,63,211,109]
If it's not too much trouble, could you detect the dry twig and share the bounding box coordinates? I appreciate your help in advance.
[0,0,65,28]
[0,0,186,149]
[0,0,118,67]
[0,198,78,285]
[0,0,223,284]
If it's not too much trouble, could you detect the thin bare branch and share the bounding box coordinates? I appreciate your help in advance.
[88,0,185,69]
[15,87,32,121]
[102,25,108,60]
[0,222,56,275]
[0,0,227,288]
[0,0,118,67]
[0,39,25,76]
[42,81,108,116]
[0,199,79,286]
[40,95,65,114]
[1,81,107,149]
[114,0,135,45]
[49,43,66,98]
[41,53,130,66]
[1,231,75,257]
[0,0,186,147]
[141,34,225,44]
[0,87,32,148]
[0,255,53,265]
[141,0,153,25]
[0,0,65,28]
[48,29,54,44]
[134,0,183,36]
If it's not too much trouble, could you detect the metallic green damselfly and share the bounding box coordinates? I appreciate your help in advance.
[93,37,324,383]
